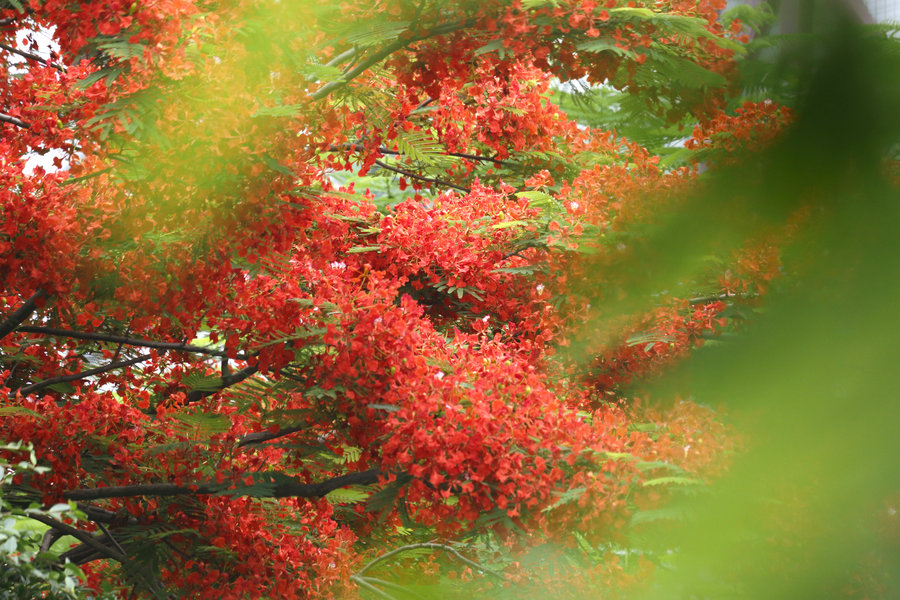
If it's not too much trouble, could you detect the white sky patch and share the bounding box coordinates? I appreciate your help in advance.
[10,26,68,175]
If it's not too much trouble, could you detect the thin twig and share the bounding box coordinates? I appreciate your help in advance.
[17,325,250,359]
[14,353,152,397]
[98,522,128,558]
[356,542,505,580]
[237,422,306,447]
[0,41,64,71]
[374,159,470,193]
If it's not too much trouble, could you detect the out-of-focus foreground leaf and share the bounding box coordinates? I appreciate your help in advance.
[603,19,900,600]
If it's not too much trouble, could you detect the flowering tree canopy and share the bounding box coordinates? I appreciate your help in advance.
[1,1,897,599]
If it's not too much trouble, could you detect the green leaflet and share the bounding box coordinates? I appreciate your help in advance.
[260,154,296,177]
[344,20,410,48]
[347,245,381,253]
[76,67,124,90]
[625,332,674,347]
[0,406,41,418]
[325,486,372,505]
[180,373,227,392]
[609,7,743,51]
[170,411,232,435]
[576,39,634,57]
[393,131,446,167]
[541,487,587,513]
[642,476,703,487]
[514,190,555,206]
[96,39,146,60]
[251,104,304,118]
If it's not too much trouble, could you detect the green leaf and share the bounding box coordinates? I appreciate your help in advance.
[522,0,560,8]
[181,373,227,392]
[475,39,506,57]
[626,332,673,346]
[251,104,304,118]
[325,486,372,504]
[642,476,703,487]
[393,131,445,166]
[46,382,77,394]
[345,21,410,47]
[628,423,659,433]
[0,407,41,418]
[542,487,587,512]
[77,67,124,90]
[491,266,538,275]
[491,220,527,230]
[609,6,656,19]
[347,245,380,253]
[576,39,634,57]
[96,40,146,60]
[299,62,344,83]
[171,412,232,435]
[260,154,296,177]
[515,190,555,206]
[46,503,73,515]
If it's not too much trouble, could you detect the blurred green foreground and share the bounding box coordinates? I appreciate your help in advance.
[627,16,900,600]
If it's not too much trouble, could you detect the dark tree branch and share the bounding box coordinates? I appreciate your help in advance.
[65,468,381,501]
[0,288,45,340]
[374,159,470,193]
[14,353,152,397]
[58,535,107,566]
[237,422,307,447]
[98,522,127,557]
[54,525,173,597]
[26,512,127,562]
[0,112,30,128]
[76,503,137,526]
[18,325,250,359]
[0,41,64,71]
[443,149,508,166]
[500,239,547,261]
[40,527,64,553]
[185,363,258,403]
